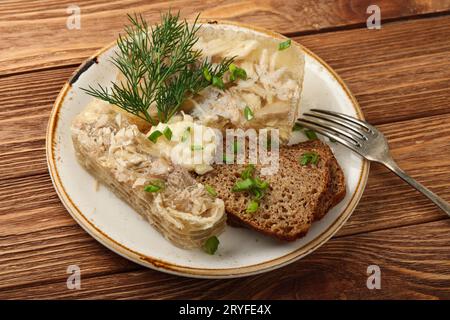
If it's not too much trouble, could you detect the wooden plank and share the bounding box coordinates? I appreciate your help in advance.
[1,0,450,75]
[298,15,450,124]
[2,16,450,180]
[1,3,450,298]
[0,112,449,291]
[337,113,450,236]
[0,14,450,239]
[1,219,450,299]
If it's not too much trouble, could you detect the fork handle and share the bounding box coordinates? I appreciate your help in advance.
[382,158,450,217]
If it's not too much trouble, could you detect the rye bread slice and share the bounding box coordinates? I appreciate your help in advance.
[328,158,346,208]
[197,141,333,241]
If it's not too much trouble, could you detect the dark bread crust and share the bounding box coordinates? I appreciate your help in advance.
[308,142,347,221]
[329,158,346,206]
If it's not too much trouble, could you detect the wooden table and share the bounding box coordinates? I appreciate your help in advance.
[1,0,450,300]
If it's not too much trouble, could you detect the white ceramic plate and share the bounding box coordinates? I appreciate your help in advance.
[46,22,369,278]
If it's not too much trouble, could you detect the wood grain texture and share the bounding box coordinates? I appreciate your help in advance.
[1,219,450,299]
[1,0,450,75]
[1,1,450,300]
[298,15,450,124]
[0,113,449,293]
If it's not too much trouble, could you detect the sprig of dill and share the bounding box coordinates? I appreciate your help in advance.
[82,12,234,124]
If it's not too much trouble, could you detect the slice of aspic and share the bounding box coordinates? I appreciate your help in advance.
[71,99,226,249]
[184,23,305,143]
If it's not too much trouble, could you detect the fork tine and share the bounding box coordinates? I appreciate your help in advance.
[309,109,374,133]
[300,115,363,144]
[296,119,362,154]
[303,112,369,140]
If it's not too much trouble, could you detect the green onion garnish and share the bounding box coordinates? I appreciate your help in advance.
[235,67,247,80]
[148,130,163,143]
[229,63,247,81]
[241,164,255,180]
[292,123,303,131]
[304,129,318,140]
[144,180,165,193]
[246,200,259,213]
[229,64,236,81]
[181,127,191,142]
[253,177,269,190]
[212,76,224,89]
[202,67,212,82]
[163,127,172,141]
[278,39,291,51]
[203,236,220,255]
[144,185,160,192]
[191,145,203,151]
[299,152,320,166]
[232,178,254,192]
[252,188,263,200]
[231,166,270,214]
[244,106,254,121]
[233,141,240,154]
[205,185,217,197]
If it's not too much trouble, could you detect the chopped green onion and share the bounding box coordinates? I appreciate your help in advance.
[229,64,236,81]
[244,106,254,121]
[191,145,203,151]
[202,67,212,82]
[304,129,318,140]
[311,153,319,165]
[232,178,254,192]
[148,130,163,143]
[222,153,229,163]
[292,123,303,131]
[253,177,269,190]
[181,127,191,142]
[241,164,255,180]
[251,188,263,200]
[212,76,224,89]
[235,67,247,80]
[144,185,161,192]
[246,199,259,213]
[163,127,172,141]
[203,236,220,255]
[299,152,320,166]
[278,39,291,51]
[233,141,240,154]
[229,63,247,81]
[144,180,165,193]
[299,155,309,166]
[231,166,270,212]
[205,185,217,197]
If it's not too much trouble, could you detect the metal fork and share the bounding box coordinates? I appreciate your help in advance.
[297,108,450,217]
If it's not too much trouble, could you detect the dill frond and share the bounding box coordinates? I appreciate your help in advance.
[82,12,235,124]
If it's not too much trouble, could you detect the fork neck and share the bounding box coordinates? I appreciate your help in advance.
[379,157,450,217]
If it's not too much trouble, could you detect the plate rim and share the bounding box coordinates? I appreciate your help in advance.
[46,20,370,279]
